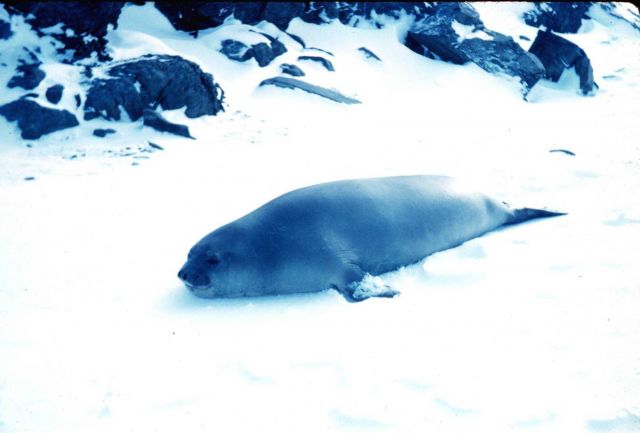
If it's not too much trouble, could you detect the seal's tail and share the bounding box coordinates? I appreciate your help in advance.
[505,207,567,226]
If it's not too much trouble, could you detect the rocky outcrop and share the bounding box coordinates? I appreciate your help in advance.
[260,77,361,104]
[523,3,592,34]
[7,62,46,90]
[0,98,79,139]
[406,3,545,91]
[529,30,595,94]
[154,2,263,33]
[4,1,124,61]
[301,2,429,25]
[84,55,224,122]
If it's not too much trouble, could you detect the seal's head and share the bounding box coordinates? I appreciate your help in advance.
[177,225,259,298]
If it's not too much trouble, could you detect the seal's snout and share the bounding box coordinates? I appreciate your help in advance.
[178,265,210,288]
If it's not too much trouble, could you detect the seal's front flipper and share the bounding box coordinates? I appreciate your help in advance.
[337,274,400,302]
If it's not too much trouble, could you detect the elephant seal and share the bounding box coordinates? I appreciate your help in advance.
[178,175,564,302]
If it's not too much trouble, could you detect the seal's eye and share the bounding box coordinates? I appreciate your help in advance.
[206,257,220,266]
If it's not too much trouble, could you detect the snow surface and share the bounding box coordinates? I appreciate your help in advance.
[1,3,639,433]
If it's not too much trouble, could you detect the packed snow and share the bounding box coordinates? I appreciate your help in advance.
[1,3,639,433]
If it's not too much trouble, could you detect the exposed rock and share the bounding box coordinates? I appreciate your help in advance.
[0,19,12,40]
[458,35,546,90]
[261,2,306,30]
[523,2,592,34]
[45,84,64,104]
[0,98,79,139]
[84,55,224,122]
[74,94,81,108]
[220,39,252,62]
[155,2,430,33]
[4,1,124,61]
[142,109,192,138]
[154,2,263,32]
[286,32,306,48]
[93,128,116,138]
[405,3,484,64]
[306,47,334,56]
[549,149,576,156]
[260,77,361,104]
[406,3,545,91]
[280,63,305,77]
[301,2,429,25]
[358,47,382,61]
[298,55,335,71]
[7,63,46,90]
[220,35,287,67]
[252,42,278,67]
[528,30,595,95]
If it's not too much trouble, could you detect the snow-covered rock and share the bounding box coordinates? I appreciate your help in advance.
[523,2,592,34]
[406,3,545,93]
[4,1,124,61]
[83,54,224,122]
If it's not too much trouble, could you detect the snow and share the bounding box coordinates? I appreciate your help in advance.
[1,3,639,433]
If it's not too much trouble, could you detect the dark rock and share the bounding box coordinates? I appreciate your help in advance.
[84,55,224,122]
[45,84,64,104]
[142,109,192,138]
[220,39,252,62]
[0,19,12,40]
[405,3,484,64]
[259,34,287,57]
[148,141,164,150]
[74,94,81,108]
[301,2,429,25]
[260,76,360,104]
[528,30,595,94]
[358,47,381,61]
[262,2,305,30]
[7,63,45,90]
[155,2,263,32]
[4,1,124,61]
[523,2,592,34]
[20,93,39,99]
[251,42,277,67]
[0,99,79,139]
[24,176,36,181]
[221,36,286,67]
[280,63,305,77]
[92,128,116,138]
[457,35,546,90]
[286,32,306,48]
[298,55,335,71]
[306,47,334,57]
[406,3,545,91]
[549,149,576,156]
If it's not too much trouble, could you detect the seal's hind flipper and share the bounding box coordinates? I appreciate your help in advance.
[337,274,400,302]
[505,207,567,226]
